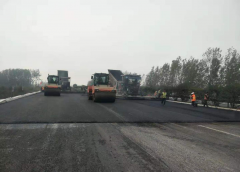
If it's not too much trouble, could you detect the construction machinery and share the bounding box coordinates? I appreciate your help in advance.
[58,70,71,91]
[108,70,142,98]
[44,75,61,96]
[88,73,116,102]
[39,81,47,92]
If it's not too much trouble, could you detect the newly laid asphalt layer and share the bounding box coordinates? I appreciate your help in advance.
[0,93,240,171]
[0,93,239,123]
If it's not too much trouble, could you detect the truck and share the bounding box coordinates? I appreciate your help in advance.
[58,70,71,91]
[87,73,116,102]
[108,69,141,98]
[44,75,61,96]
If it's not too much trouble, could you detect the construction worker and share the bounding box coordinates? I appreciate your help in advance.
[191,92,196,107]
[158,89,161,99]
[203,92,209,107]
[154,91,158,98]
[161,90,167,105]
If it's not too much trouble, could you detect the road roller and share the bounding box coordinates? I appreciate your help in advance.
[87,73,116,102]
[44,75,61,96]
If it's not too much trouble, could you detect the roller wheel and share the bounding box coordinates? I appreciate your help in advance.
[93,94,98,102]
[88,95,92,100]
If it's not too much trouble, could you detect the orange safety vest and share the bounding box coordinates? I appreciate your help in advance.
[191,94,196,101]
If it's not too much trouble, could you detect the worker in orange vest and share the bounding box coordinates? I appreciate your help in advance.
[191,92,196,107]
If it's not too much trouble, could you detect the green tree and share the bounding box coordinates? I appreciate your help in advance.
[159,63,170,87]
[203,48,223,86]
[222,48,240,107]
[145,67,155,88]
[143,47,240,106]
[30,69,41,85]
[202,48,223,103]
[169,56,182,87]
[181,57,199,88]
[0,69,41,87]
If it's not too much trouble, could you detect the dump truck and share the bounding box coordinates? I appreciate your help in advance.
[87,73,116,102]
[44,75,61,96]
[108,69,141,98]
[58,70,71,91]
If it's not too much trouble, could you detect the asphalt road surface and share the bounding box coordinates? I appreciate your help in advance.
[0,93,240,172]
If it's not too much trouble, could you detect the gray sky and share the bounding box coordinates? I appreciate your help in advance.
[0,0,240,85]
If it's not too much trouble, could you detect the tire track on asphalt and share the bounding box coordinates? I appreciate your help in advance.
[96,104,127,122]
[95,123,171,171]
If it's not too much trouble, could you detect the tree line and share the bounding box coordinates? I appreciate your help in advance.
[0,69,41,99]
[143,47,240,107]
[0,69,41,87]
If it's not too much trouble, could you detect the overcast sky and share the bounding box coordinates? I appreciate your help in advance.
[0,0,239,85]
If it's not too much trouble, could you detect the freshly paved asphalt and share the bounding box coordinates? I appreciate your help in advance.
[0,93,239,123]
[0,93,240,171]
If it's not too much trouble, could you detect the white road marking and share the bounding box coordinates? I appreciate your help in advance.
[198,125,240,138]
